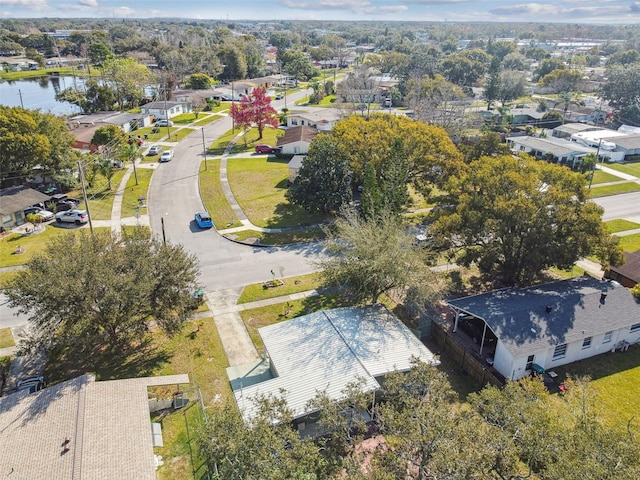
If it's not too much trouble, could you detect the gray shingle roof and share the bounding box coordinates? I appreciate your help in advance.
[0,186,51,215]
[447,277,640,357]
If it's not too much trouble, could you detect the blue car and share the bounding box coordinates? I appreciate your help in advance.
[195,212,213,229]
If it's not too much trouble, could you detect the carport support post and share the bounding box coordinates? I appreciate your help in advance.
[78,160,94,241]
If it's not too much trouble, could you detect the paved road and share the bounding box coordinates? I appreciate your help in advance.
[147,92,324,292]
[593,190,640,222]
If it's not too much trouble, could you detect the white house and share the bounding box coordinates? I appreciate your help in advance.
[448,277,640,381]
[228,305,439,426]
[506,135,597,168]
[276,126,319,155]
[140,101,186,120]
[286,107,343,132]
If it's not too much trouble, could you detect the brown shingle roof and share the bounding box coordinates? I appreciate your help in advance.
[277,126,319,146]
[608,250,640,283]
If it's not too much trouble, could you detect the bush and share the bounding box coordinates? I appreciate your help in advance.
[53,172,77,192]
[632,283,640,299]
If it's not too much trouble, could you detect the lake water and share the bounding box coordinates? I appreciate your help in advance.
[0,76,85,116]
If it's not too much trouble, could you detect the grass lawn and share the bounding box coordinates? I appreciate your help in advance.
[237,272,323,304]
[589,169,624,185]
[618,233,640,252]
[191,114,223,127]
[121,167,153,217]
[603,161,640,178]
[226,156,330,228]
[0,226,70,267]
[548,265,586,280]
[552,345,640,431]
[199,159,241,229]
[0,328,15,349]
[208,127,284,156]
[605,219,640,233]
[226,226,327,245]
[588,181,640,198]
[63,168,128,221]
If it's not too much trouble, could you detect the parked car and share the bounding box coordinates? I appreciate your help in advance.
[55,209,89,225]
[274,93,284,100]
[50,193,79,205]
[52,200,77,212]
[160,150,174,163]
[148,145,163,156]
[23,207,54,221]
[195,211,214,229]
[16,376,46,394]
[255,144,280,154]
[155,119,174,127]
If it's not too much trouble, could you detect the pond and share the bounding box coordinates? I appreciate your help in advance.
[0,76,85,116]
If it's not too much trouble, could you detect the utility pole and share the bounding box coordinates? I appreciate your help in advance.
[163,84,171,140]
[588,139,603,189]
[160,217,166,245]
[18,89,24,108]
[131,145,139,185]
[201,127,208,171]
[77,160,95,241]
[231,81,235,133]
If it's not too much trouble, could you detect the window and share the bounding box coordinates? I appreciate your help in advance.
[553,344,567,360]
[631,323,640,333]
[526,355,535,371]
[582,337,592,349]
[603,331,613,344]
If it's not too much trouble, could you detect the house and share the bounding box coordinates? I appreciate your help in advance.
[0,373,189,479]
[561,107,607,124]
[276,126,319,155]
[601,133,640,159]
[286,108,343,132]
[606,250,640,288]
[551,123,603,140]
[287,155,305,182]
[447,277,640,381]
[140,101,186,120]
[0,186,51,229]
[67,112,153,152]
[508,107,546,126]
[228,305,439,427]
[506,135,597,168]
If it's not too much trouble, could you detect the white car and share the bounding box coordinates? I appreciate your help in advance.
[55,209,89,225]
[148,145,163,156]
[155,120,174,127]
[160,150,174,163]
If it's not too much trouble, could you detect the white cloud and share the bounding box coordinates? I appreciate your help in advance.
[281,0,371,10]
[78,0,98,7]
[0,0,48,9]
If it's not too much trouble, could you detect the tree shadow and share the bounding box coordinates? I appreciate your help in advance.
[45,337,171,383]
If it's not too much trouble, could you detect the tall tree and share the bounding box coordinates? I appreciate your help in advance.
[5,229,200,361]
[538,68,583,93]
[432,155,623,287]
[286,134,352,214]
[360,162,382,220]
[497,70,528,107]
[319,208,448,305]
[0,106,78,188]
[229,87,279,139]
[101,56,152,109]
[601,63,640,125]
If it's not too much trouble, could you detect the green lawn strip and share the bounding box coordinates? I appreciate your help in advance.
[588,169,625,185]
[237,272,323,304]
[0,328,15,349]
[163,127,195,143]
[588,181,640,198]
[0,270,20,289]
[70,168,128,221]
[547,265,585,280]
[225,226,327,245]
[151,317,232,480]
[0,226,69,267]
[121,167,153,217]
[141,152,161,163]
[603,161,640,178]
[553,345,640,431]
[191,114,223,127]
[199,159,240,228]
[618,233,640,252]
[605,219,640,233]
[228,127,284,155]
[226,156,329,228]
[239,292,351,355]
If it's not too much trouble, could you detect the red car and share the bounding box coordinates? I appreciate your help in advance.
[255,144,281,154]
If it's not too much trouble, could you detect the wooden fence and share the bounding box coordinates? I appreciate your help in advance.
[431,322,503,388]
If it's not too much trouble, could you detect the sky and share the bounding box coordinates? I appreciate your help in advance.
[0,0,639,24]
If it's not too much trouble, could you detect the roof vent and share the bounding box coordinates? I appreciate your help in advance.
[600,292,607,305]
[545,305,553,313]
